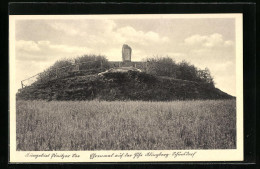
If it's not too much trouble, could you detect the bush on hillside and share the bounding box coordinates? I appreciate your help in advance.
[196,68,215,86]
[36,55,110,84]
[146,57,179,78]
[146,57,215,87]
[75,54,110,71]
[37,59,74,82]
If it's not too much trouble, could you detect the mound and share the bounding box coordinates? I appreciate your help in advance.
[16,71,234,101]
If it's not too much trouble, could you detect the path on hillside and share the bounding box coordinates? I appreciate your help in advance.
[158,76,200,84]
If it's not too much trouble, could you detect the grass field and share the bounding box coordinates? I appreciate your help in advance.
[16,100,236,151]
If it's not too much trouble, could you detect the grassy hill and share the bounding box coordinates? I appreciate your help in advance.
[16,71,233,101]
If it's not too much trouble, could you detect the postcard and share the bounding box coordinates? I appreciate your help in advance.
[9,14,243,163]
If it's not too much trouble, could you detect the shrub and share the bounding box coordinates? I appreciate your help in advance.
[37,59,73,82]
[146,56,215,86]
[35,55,110,84]
[75,54,110,71]
[146,56,178,78]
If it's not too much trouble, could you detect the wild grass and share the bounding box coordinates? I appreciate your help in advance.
[16,100,236,151]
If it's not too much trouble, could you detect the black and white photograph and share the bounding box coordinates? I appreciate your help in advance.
[9,14,243,162]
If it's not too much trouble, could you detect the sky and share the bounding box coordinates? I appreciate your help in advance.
[14,15,237,96]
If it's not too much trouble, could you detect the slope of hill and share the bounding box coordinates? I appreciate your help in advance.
[16,71,234,101]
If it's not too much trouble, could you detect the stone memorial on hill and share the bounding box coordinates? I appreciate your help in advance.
[122,44,132,62]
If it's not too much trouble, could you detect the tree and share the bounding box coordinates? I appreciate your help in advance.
[177,61,198,81]
[197,68,215,87]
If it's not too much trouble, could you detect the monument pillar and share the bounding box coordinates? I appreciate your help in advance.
[122,44,132,67]
[122,44,132,62]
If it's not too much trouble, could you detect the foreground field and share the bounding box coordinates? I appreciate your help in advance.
[16,100,236,150]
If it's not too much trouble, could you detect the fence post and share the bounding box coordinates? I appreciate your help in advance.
[101,61,103,70]
[21,81,24,89]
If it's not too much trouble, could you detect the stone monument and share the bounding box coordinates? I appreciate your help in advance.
[122,44,132,62]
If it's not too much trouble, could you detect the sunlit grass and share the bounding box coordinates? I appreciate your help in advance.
[16,100,236,150]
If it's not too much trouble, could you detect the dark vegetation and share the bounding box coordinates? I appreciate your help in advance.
[146,57,214,86]
[17,54,233,101]
[37,55,110,82]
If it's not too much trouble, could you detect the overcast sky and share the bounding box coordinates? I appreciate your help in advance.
[14,16,237,96]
